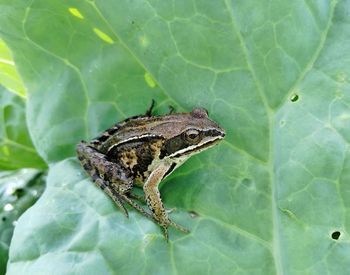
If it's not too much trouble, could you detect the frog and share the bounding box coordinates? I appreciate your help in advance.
[76,101,225,240]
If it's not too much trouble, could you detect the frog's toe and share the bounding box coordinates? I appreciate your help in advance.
[169,220,190,234]
[158,219,189,241]
[161,226,169,242]
[115,200,129,218]
[166,207,177,214]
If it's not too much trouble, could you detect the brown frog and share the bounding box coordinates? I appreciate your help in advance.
[76,101,225,240]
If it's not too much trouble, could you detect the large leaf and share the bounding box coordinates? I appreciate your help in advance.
[0,85,46,169]
[1,0,350,274]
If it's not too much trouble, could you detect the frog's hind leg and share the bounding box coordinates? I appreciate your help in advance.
[92,171,152,220]
[95,174,152,219]
[76,142,152,220]
[143,162,189,240]
[120,195,152,219]
[92,173,129,217]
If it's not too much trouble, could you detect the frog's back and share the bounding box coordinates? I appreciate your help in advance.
[89,113,188,152]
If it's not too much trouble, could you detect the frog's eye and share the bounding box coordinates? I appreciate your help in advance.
[184,129,200,143]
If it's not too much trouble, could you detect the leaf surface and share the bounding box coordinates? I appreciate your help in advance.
[0,0,349,274]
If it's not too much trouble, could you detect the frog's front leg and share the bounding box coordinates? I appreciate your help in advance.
[143,162,189,240]
[76,141,152,220]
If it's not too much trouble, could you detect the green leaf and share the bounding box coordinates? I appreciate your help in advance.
[0,86,46,169]
[0,169,45,274]
[1,0,350,274]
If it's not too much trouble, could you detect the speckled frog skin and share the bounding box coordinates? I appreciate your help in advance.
[76,102,225,240]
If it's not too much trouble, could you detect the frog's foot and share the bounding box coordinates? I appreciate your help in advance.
[159,219,189,241]
[102,188,153,221]
[106,187,129,218]
[95,179,153,221]
[121,194,153,220]
[86,165,130,218]
[169,220,190,234]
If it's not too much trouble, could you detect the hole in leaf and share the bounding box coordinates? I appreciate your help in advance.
[242,178,253,188]
[331,231,341,240]
[290,94,299,102]
[188,210,199,218]
[2,216,6,222]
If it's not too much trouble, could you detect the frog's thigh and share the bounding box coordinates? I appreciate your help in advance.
[143,162,171,224]
[77,142,129,213]
[77,142,153,219]
[76,142,133,193]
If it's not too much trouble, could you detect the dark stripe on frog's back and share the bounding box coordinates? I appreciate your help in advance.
[106,136,164,182]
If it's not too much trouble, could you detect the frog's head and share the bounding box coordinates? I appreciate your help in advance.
[159,108,225,159]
